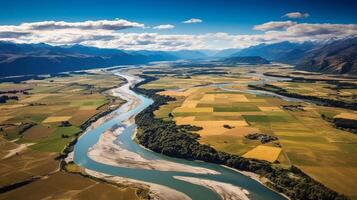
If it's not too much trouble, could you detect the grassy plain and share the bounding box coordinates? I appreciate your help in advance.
[134,65,357,198]
[0,71,142,199]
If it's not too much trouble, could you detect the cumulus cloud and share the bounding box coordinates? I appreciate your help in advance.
[81,33,203,50]
[283,12,310,19]
[6,19,145,31]
[183,18,202,24]
[257,22,357,43]
[254,21,297,31]
[153,24,175,30]
[0,19,356,50]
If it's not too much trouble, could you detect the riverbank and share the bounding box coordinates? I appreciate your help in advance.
[72,72,221,200]
[90,74,227,199]
[174,176,250,200]
[85,169,190,200]
[87,73,219,175]
[88,126,219,174]
[73,71,287,200]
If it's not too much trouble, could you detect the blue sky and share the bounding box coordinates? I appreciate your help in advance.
[0,0,356,50]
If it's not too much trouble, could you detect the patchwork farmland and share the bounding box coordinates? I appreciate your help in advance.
[0,71,144,199]
[137,65,357,198]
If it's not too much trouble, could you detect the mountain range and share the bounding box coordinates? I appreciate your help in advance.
[222,37,357,75]
[0,36,356,76]
[296,37,357,75]
[228,41,316,63]
[0,42,177,76]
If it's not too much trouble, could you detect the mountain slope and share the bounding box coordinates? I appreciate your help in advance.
[230,41,315,61]
[296,37,357,75]
[0,42,178,76]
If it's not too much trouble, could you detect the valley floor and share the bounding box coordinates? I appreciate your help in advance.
[131,64,357,199]
[1,64,356,200]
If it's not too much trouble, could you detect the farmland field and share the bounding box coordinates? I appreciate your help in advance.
[0,71,144,199]
[133,65,357,199]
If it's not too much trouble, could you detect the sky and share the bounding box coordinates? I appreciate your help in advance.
[0,0,356,50]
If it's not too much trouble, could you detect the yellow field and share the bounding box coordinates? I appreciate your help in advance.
[334,112,357,120]
[181,100,199,108]
[0,116,13,123]
[174,107,213,113]
[201,94,215,101]
[243,145,282,162]
[138,66,357,197]
[159,88,198,97]
[0,104,26,109]
[258,106,281,111]
[42,116,72,123]
[19,94,54,103]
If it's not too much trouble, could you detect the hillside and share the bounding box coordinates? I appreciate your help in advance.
[0,42,178,76]
[223,38,357,75]
[296,37,357,75]
[230,41,315,62]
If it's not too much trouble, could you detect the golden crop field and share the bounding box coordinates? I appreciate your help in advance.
[243,145,282,162]
[334,112,357,120]
[42,116,72,123]
[139,66,357,198]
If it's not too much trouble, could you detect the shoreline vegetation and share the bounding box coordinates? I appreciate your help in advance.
[133,75,348,200]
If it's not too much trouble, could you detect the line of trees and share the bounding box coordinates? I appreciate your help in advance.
[133,75,348,200]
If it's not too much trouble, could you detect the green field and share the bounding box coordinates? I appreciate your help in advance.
[136,65,357,199]
[0,71,142,199]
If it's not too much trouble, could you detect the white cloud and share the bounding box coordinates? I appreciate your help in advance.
[283,12,310,19]
[0,19,356,50]
[254,21,297,31]
[259,22,357,42]
[183,18,202,24]
[22,19,145,30]
[153,24,175,30]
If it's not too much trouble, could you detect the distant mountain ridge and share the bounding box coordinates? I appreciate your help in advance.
[0,42,217,76]
[1,37,356,76]
[0,42,185,76]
